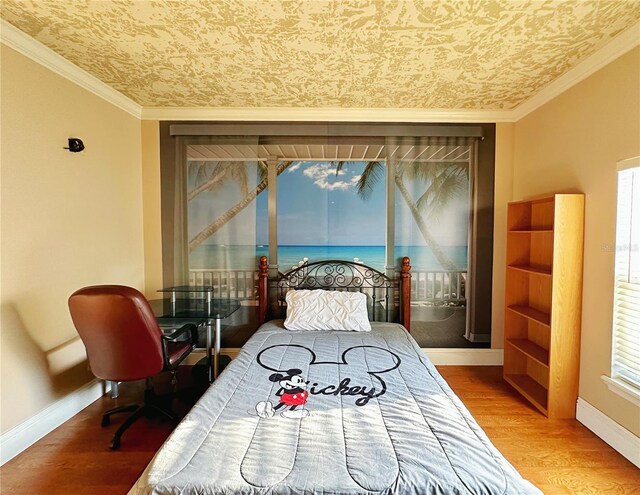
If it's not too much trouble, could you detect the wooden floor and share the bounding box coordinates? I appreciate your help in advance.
[1,366,638,494]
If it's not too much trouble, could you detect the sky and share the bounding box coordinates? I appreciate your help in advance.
[188,161,469,247]
[275,162,386,245]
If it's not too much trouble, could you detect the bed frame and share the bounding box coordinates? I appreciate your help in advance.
[257,256,412,331]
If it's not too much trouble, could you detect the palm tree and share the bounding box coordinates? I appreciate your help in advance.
[338,160,468,271]
[188,161,293,252]
[395,161,467,271]
[187,161,247,201]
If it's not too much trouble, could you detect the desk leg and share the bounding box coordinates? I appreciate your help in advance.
[206,321,221,383]
[214,319,221,380]
[206,323,213,383]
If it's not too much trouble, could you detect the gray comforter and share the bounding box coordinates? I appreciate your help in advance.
[130,320,541,495]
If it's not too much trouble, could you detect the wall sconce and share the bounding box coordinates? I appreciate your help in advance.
[64,138,85,153]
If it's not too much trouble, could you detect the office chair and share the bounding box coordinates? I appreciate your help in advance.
[68,285,198,449]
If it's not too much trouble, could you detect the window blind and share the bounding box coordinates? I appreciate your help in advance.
[613,161,640,388]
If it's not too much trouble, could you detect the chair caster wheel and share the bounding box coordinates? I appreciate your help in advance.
[101,416,110,427]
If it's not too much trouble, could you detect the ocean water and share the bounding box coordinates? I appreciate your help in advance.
[189,245,467,272]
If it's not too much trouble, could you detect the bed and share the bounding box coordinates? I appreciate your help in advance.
[129,258,541,495]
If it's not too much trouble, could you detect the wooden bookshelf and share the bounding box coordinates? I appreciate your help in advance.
[504,194,584,419]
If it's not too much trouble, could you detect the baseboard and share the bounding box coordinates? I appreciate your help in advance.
[464,332,491,343]
[221,348,242,359]
[0,378,109,466]
[422,348,503,366]
[576,397,640,468]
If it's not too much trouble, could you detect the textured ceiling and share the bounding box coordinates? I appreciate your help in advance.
[2,1,639,109]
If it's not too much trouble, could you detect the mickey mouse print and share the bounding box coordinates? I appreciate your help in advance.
[255,368,310,418]
[254,344,401,419]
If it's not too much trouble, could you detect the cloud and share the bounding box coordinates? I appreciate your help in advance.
[287,163,301,173]
[303,163,352,190]
[316,180,351,191]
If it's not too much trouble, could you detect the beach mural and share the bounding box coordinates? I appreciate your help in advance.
[188,160,469,273]
[187,151,473,346]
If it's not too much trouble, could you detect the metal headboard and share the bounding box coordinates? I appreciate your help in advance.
[257,256,411,331]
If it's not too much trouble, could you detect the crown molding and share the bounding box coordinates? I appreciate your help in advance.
[511,20,640,121]
[140,106,515,122]
[0,19,142,119]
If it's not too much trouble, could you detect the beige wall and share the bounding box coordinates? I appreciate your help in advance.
[0,46,144,433]
[511,47,640,435]
[141,120,163,297]
[491,123,515,349]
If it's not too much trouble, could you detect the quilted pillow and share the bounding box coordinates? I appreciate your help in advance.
[283,289,371,332]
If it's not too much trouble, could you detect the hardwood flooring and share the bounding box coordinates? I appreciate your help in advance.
[1,366,638,494]
[438,367,640,495]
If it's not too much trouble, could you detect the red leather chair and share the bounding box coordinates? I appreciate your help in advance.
[68,285,197,449]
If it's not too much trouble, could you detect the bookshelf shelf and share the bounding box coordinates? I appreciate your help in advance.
[504,374,548,414]
[507,338,550,367]
[507,264,552,277]
[507,305,551,327]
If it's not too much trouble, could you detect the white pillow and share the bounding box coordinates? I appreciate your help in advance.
[284,289,371,332]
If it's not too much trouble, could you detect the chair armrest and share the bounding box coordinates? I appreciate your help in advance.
[161,323,198,371]
[162,323,198,345]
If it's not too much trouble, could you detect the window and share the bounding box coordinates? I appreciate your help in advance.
[607,156,640,403]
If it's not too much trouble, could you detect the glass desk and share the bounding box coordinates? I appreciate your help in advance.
[157,285,214,314]
[150,295,240,383]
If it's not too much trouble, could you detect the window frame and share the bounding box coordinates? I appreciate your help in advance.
[602,156,640,406]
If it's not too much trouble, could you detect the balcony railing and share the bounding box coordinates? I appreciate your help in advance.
[411,270,466,305]
[188,267,466,305]
[189,269,259,301]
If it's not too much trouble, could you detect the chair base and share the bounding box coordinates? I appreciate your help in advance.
[102,389,177,450]
[101,404,138,426]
